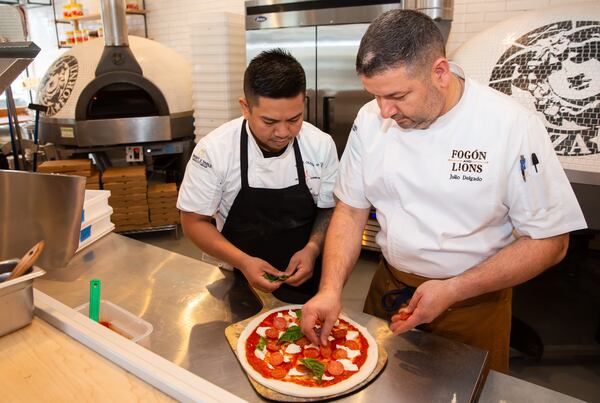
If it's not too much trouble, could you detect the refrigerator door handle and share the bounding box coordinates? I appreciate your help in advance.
[323,95,335,134]
[304,95,311,123]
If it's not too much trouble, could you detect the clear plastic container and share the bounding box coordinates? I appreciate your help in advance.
[75,300,153,348]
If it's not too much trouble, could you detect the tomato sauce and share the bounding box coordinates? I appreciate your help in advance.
[245,310,370,387]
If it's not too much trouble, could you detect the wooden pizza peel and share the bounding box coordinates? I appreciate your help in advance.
[224,289,388,402]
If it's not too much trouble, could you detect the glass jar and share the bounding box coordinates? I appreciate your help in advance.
[126,0,139,10]
[62,4,71,19]
[74,30,83,44]
[66,30,75,45]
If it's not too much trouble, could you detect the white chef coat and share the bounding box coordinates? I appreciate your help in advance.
[178,117,339,230]
[335,65,587,278]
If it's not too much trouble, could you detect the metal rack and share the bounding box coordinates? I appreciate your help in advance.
[51,0,147,49]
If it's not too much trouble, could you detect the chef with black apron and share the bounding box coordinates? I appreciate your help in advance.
[177,49,339,303]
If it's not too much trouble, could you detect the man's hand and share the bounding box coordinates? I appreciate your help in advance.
[283,243,319,287]
[239,256,285,293]
[301,290,342,346]
[389,279,459,335]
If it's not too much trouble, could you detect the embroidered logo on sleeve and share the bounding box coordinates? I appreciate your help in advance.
[191,148,212,169]
[448,149,488,182]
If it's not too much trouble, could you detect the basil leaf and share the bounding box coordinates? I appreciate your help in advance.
[299,358,325,381]
[263,273,279,282]
[278,274,289,280]
[295,310,302,320]
[256,336,266,351]
[277,326,304,344]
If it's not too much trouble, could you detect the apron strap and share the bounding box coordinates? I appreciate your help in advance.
[240,120,250,189]
[292,137,306,184]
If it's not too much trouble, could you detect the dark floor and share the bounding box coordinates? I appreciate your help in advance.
[128,229,600,402]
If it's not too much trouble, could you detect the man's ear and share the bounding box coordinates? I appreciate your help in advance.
[239,97,251,120]
[431,57,451,89]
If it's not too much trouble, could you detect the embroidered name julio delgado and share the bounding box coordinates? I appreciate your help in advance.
[448,149,487,182]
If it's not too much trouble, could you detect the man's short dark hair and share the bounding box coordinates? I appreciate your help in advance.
[244,48,306,107]
[356,10,446,77]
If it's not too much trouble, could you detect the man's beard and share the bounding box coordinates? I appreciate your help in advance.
[392,83,445,130]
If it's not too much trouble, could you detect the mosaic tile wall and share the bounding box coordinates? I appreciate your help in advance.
[451,3,600,174]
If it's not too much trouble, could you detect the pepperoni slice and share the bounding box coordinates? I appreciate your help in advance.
[332,348,348,360]
[266,341,279,352]
[345,340,359,350]
[268,352,284,366]
[296,337,309,347]
[303,348,320,358]
[333,328,347,339]
[320,345,332,359]
[273,317,287,330]
[265,327,280,339]
[326,360,344,376]
[271,368,287,379]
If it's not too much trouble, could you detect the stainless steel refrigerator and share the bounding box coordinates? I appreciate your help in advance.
[245,0,453,250]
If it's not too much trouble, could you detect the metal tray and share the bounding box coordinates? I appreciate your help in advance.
[224,291,388,402]
[0,259,46,337]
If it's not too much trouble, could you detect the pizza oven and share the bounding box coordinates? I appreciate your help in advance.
[38,0,193,147]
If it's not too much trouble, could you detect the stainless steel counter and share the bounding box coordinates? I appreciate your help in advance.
[35,233,488,402]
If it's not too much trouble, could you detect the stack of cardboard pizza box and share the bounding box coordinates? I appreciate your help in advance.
[147,183,180,227]
[37,159,101,190]
[103,166,149,232]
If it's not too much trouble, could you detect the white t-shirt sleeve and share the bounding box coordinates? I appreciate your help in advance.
[334,118,372,209]
[316,136,339,208]
[505,114,587,238]
[176,139,223,216]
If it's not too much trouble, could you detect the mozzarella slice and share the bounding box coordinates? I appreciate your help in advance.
[267,363,274,369]
[322,375,334,381]
[335,319,340,327]
[287,322,298,328]
[256,327,269,337]
[328,336,335,342]
[285,343,302,354]
[305,343,319,350]
[283,355,290,363]
[346,331,359,341]
[287,367,305,377]
[277,312,284,318]
[255,348,266,360]
[338,359,358,372]
[288,310,298,318]
[338,345,361,359]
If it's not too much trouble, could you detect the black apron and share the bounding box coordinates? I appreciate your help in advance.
[221,120,322,303]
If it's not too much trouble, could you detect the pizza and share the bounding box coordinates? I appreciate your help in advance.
[236,305,378,398]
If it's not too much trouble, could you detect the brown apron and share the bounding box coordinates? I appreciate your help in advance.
[364,259,512,373]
